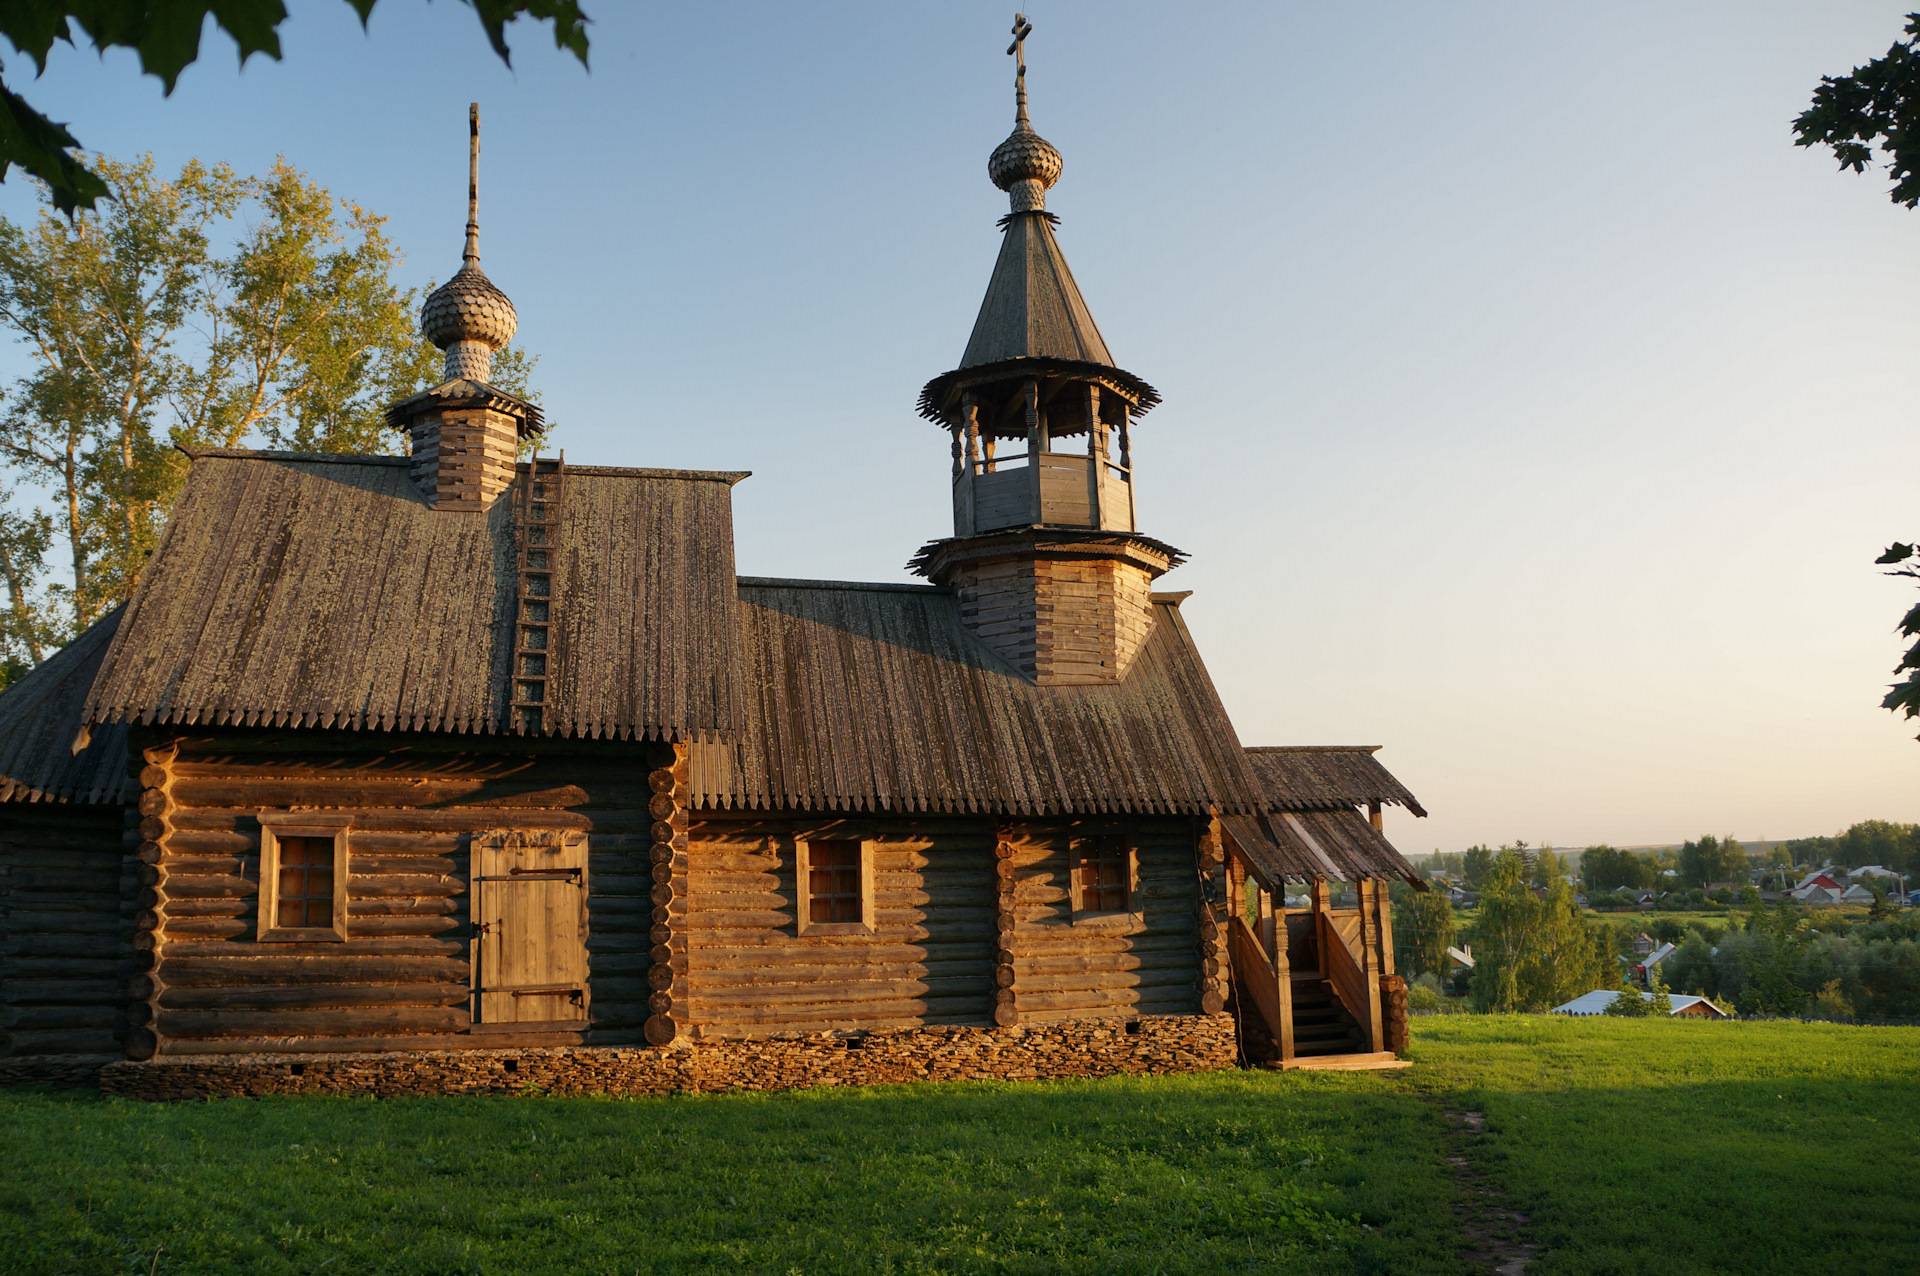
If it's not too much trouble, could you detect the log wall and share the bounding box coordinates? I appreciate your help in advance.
[999,818,1204,1024]
[0,800,131,1058]
[132,730,666,1058]
[685,815,999,1037]
[8,728,1216,1064]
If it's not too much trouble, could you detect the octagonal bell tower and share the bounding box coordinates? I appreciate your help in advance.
[911,16,1184,686]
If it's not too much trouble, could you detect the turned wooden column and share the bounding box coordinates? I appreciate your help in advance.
[644,742,691,1046]
[123,737,178,1061]
[993,825,1018,1026]
[1356,878,1385,1052]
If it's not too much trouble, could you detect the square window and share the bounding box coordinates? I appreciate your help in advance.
[796,836,874,935]
[257,818,351,942]
[1073,835,1132,914]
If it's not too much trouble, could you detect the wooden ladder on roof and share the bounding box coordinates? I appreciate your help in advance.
[511,452,564,734]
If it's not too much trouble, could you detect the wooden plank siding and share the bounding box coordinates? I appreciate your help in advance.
[0,802,131,1057]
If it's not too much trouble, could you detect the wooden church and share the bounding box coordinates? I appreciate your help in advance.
[0,28,1426,1096]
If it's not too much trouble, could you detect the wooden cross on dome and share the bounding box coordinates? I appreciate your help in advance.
[1007,13,1034,124]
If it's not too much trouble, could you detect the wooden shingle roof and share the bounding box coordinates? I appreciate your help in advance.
[0,608,133,804]
[1242,746,1427,817]
[917,214,1160,426]
[81,449,748,742]
[690,579,1265,816]
[1220,810,1421,889]
[962,212,1114,369]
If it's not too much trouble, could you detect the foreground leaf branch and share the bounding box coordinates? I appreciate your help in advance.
[0,1,592,215]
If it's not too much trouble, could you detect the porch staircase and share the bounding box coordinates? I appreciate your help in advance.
[1286,976,1366,1059]
[1230,970,1401,1071]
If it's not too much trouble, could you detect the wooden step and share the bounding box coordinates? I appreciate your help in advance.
[1269,1051,1411,1072]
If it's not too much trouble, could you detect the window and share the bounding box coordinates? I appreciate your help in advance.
[257,817,351,942]
[796,836,874,935]
[1073,834,1132,914]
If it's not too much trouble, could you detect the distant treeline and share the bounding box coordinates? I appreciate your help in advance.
[1416,822,1920,892]
[1390,839,1920,1022]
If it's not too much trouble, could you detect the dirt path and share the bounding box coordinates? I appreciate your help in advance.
[1443,1109,1540,1275]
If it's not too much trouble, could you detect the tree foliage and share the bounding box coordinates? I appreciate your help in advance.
[0,153,537,681]
[1580,844,1658,894]
[1468,848,1609,1013]
[1401,886,1456,979]
[1876,542,1920,736]
[1794,15,1920,207]
[0,1,592,215]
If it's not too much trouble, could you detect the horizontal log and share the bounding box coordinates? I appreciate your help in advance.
[352,855,461,876]
[2,869,121,893]
[3,956,122,980]
[692,976,990,1006]
[343,917,460,937]
[2,1004,121,1030]
[155,1029,585,1055]
[159,983,471,1011]
[160,874,255,900]
[1011,969,1200,994]
[167,809,591,833]
[3,899,122,922]
[3,979,125,1005]
[348,875,464,898]
[584,933,648,955]
[692,996,989,1027]
[169,776,599,810]
[685,951,992,979]
[156,1005,469,1039]
[161,897,249,919]
[1009,987,1199,1014]
[158,917,249,939]
[689,923,995,946]
[161,955,469,987]
[347,897,458,919]
[161,936,464,959]
[4,1027,120,1055]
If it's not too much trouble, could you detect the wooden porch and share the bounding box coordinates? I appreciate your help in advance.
[1225,856,1411,1071]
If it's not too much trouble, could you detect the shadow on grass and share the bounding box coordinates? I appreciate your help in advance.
[0,1070,1472,1276]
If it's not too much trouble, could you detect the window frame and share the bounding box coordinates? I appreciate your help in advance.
[257,814,352,943]
[794,834,876,937]
[1070,832,1137,920]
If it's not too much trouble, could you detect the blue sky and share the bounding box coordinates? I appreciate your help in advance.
[5,1,1919,854]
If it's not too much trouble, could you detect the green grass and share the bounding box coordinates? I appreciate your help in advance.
[1,1017,1915,1274]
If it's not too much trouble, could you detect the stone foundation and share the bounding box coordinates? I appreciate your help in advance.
[92,1014,1236,1101]
[0,1054,117,1090]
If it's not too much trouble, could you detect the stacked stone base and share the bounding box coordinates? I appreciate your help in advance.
[0,1054,118,1090]
[89,1014,1236,1101]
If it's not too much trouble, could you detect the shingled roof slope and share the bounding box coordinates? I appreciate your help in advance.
[690,580,1264,815]
[961,213,1113,369]
[1242,746,1426,817]
[82,449,747,741]
[0,608,133,804]
[1221,810,1422,889]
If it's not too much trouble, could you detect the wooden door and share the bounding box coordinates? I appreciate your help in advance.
[472,830,590,1029]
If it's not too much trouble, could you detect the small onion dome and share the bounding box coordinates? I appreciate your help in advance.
[989,126,1062,213]
[420,265,517,353]
[989,125,1063,192]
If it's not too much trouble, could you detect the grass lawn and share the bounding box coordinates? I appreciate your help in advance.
[2,1017,1915,1274]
